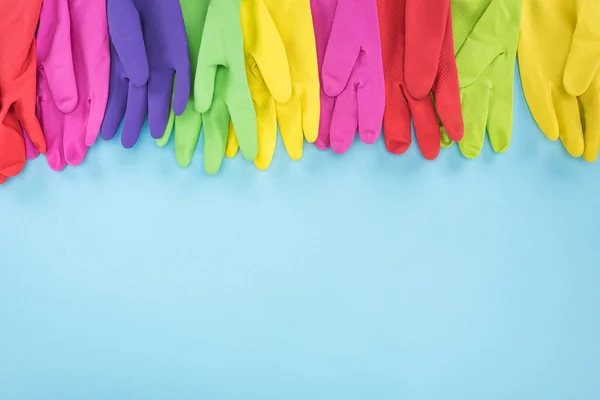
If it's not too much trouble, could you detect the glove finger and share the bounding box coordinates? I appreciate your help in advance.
[226,122,239,159]
[254,98,277,171]
[329,86,358,154]
[70,0,110,147]
[202,100,229,175]
[194,5,221,114]
[580,81,600,162]
[404,0,450,98]
[167,1,191,116]
[174,103,202,168]
[277,94,304,163]
[244,0,291,103]
[24,132,39,160]
[100,51,128,141]
[85,86,110,147]
[457,84,490,159]
[172,67,191,117]
[563,3,600,96]
[555,92,584,158]
[357,71,384,146]
[157,110,175,147]
[432,25,463,143]
[0,174,7,184]
[84,57,110,147]
[14,97,46,154]
[518,57,560,142]
[121,83,148,149]
[194,56,217,114]
[63,113,88,167]
[301,80,321,144]
[0,112,27,177]
[487,82,513,154]
[315,92,334,150]
[106,0,149,87]
[382,85,411,155]
[227,84,258,162]
[38,98,66,171]
[406,89,441,160]
[148,70,175,140]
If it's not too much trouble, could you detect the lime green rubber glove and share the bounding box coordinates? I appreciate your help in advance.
[158,0,257,174]
[443,0,521,158]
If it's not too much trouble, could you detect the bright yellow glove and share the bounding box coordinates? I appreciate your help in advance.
[519,0,600,161]
[228,0,320,170]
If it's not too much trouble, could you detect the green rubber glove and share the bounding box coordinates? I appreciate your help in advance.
[443,0,521,158]
[158,0,257,174]
[157,0,206,169]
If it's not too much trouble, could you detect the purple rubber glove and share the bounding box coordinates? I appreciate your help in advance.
[311,0,385,154]
[100,0,191,148]
[33,0,109,171]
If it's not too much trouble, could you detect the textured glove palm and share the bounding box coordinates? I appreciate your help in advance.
[0,0,46,183]
[447,0,521,158]
[377,0,463,160]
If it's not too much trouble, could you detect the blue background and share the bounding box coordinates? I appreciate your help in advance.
[1,68,599,399]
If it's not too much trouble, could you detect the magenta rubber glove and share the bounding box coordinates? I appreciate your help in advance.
[311,0,385,154]
[32,0,109,171]
[100,0,190,148]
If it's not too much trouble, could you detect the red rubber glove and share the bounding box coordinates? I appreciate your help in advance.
[377,0,463,160]
[0,110,25,184]
[0,0,46,183]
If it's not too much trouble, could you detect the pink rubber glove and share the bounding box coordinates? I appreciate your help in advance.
[311,0,385,154]
[33,0,109,171]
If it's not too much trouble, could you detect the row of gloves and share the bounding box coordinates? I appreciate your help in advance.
[0,0,598,185]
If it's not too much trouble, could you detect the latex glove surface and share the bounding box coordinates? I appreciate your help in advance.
[32,0,109,171]
[377,0,463,160]
[519,0,600,161]
[100,0,191,148]
[0,0,46,183]
[311,0,384,154]
[228,0,320,170]
[158,0,257,174]
[0,110,29,184]
[448,0,521,158]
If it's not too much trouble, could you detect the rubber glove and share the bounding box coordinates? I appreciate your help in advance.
[377,0,463,160]
[30,0,109,171]
[0,110,24,184]
[228,0,320,170]
[0,0,46,182]
[519,0,600,162]
[100,0,191,148]
[311,0,384,154]
[158,0,257,174]
[448,0,521,158]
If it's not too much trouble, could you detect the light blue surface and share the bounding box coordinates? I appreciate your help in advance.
[1,68,599,399]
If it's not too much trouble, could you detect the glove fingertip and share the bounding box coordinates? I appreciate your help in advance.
[323,79,344,98]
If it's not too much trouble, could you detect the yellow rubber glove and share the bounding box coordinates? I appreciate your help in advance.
[228,0,320,170]
[519,0,600,161]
